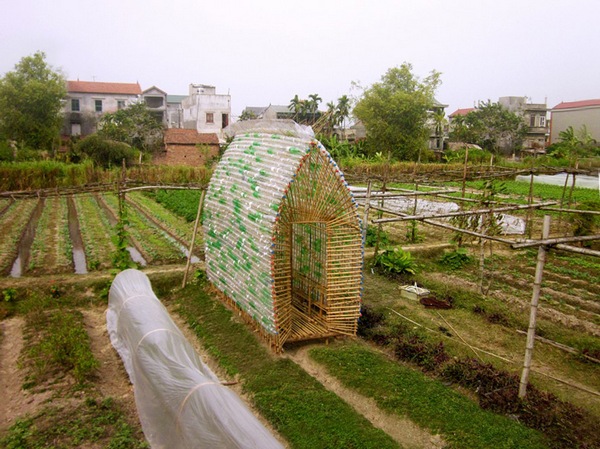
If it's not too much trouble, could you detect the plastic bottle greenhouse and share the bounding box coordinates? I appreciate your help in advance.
[203,120,364,352]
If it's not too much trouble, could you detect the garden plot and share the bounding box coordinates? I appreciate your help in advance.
[0,199,38,274]
[27,196,72,275]
[126,191,201,258]
[74,195,117,271]
[101,193,185,265]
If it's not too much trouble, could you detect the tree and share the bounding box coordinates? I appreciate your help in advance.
[239,109,257,121]
[353,63,441,160]
[336,95,351,140]
[98,102,163,153]
[449,101,527,154]
[0,51,66,152]
[289,95,302,119]
[307,93,322,114]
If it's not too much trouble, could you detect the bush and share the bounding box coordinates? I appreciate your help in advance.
[0,139,13,161]
[439,247,472,270]
[374,247,416,276]
[394,332,449,372]
[75,134,136,168]
[364,226,390,247]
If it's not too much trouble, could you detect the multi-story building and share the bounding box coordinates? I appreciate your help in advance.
[62,80,142,136]
[498,96,548,150]
[181,84,231,139]
[141,86,168,126]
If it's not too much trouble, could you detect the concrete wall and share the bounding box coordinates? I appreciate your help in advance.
[62,93,139,136]
[550,107,600,143]
[181,84,231,135]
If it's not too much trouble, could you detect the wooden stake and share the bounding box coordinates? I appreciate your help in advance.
[519,215,550,398]
[361,180,372,243]
[182,189,206,289]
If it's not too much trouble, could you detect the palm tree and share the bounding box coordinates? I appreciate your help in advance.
[432,109,447,151]
[336,95,351,140]
[324,101,337,137]
[308,93,322,114]
[289,95,302,120]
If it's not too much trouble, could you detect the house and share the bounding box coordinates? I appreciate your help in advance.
[427,99,449,152]
[240,105,296,121]
[203,120,362,352]
[550,99,600,144]
[62,80,142,136]
[499,96,548,150]
[449,97,549,153]
[181,84,231,139]
[240,106,268,120]
[165,95,186,128]
[155,128,220,166]
[141,86,167,126]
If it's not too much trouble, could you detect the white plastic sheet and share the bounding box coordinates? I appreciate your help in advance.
[106,269,283,449]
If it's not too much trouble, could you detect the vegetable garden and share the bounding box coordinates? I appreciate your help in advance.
[1,160,599,448]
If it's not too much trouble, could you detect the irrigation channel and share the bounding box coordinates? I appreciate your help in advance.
[1,192,201,278]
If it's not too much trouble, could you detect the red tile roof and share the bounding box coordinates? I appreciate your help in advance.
[552,99,600,110]
[449,107,476,117]
[164,129,219,145]
[67,80,142,95]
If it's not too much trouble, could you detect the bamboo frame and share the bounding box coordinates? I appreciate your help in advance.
[272,146,362,351]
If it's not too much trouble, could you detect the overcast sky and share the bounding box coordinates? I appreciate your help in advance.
[1,0,598,119]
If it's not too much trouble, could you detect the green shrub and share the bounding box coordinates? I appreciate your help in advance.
[75,134,136,168]
[439,247,472,270]
[374,247,417,275]
[364,226,390,247]
[0,139,13,161]
[3,287,17,302]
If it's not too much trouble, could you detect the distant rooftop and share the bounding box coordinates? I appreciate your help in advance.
[67,80,142,95]
[552,99,600,110]
[449,107,476,117]
[167,95,187,104]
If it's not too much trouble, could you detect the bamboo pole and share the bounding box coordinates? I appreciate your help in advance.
[361,179,372,244]
[519,215,551,399]
[554,243,600,257]
[368,204,514,245]
[461,147,469,198]
[375,201,557,223]
[182,189,206,288]
[511,233,600,249]
[526,170,535,239]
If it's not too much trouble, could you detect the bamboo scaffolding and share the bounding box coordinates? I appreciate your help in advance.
[512,234,600,249]
[368,204,515,244]
[519,215,551,398]
[373,201,557,224]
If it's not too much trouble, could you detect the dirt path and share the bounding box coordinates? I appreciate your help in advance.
[0,317,53,432]
[285,343,445,449]
[81,307,139,419]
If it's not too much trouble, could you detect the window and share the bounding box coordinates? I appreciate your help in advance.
[222,113,229,128]
[538,116,546,127]
[206,112,214,124]
[71,99,80,112]
[95,99,103,112]
[117,100,125,110]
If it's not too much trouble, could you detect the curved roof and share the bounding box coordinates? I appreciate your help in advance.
[203,120,360,335]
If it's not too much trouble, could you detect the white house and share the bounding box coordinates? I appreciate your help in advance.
[181,84,231,139]
[62,80,142,136]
